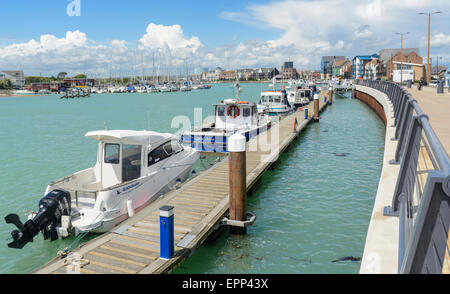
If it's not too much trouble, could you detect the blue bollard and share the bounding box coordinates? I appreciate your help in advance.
[305,108,308,120]
[159,205,174,259]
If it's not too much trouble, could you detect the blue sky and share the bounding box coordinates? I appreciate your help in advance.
[0,0,279,48]
[0,0,449,75]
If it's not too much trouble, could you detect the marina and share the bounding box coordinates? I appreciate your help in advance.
[31,89,330,274]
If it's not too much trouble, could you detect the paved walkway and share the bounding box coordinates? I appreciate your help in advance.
[406,85,450,274]
[405,86,450,155]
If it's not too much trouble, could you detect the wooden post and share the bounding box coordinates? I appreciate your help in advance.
[313,94,320,122]
[328,86,333,105]
[228,133,247,234]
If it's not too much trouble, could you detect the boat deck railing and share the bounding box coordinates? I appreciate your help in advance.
[359,80,450,274]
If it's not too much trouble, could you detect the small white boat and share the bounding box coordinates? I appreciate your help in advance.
[287,86,313,107]
[5,130,199,248]
[159,85,171,92]
[13,89,36,95]
[258,78,295,115]
[181,83,272,153]
[257,89,295,116]
[38,89,52,95]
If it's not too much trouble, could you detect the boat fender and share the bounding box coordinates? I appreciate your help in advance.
[126,199,135,217]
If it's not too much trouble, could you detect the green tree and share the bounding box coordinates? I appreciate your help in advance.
[74,74,87,79]
[0,79,13,89]
[57,72,67,80]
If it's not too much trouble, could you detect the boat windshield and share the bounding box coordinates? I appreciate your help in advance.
[262,95,281,103]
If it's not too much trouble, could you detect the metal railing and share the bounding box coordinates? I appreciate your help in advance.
[358,80,450,274]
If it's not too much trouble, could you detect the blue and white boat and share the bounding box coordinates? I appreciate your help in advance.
[181,83,272,153]
[257,78,295,115]
[257,89,295,115]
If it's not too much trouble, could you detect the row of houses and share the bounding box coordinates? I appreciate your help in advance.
[202,67,280,81]
[322,49,448,82]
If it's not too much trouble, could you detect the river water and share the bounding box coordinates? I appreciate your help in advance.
[0,84,385,273]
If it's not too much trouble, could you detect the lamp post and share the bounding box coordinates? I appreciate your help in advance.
[396,32,410,84]
[419,11,442,84]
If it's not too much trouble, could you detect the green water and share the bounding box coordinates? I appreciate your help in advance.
[0,85,385,274]
[174,92,386,274]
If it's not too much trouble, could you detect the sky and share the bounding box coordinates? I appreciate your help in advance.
[0,0,449,76]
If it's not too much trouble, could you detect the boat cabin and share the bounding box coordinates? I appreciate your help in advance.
[85,130,182,189]
[213,99,259,131]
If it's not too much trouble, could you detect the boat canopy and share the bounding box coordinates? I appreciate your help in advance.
[85,130,174,146]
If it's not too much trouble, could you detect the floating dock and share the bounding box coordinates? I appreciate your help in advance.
[33,92,330,274]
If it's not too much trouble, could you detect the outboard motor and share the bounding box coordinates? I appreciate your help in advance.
[5,189,71,249]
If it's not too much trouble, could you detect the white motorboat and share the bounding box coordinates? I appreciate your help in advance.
[257,78,295,115]
[257,89,295,116]
[5,130,199,248]
[159,85,171,92]
[181,83,272,153]
[287,86,313,108]
[13,89,36,95]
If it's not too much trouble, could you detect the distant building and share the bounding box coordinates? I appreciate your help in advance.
[332,59,351,78]
[255,68,279,80]
[311,71,321,80]
[220,70,237,81]
[281,61,298,80]
[378,48,423,80]
[204,67,223,81]
[0,70,25,88]
[236,69,255,80]
[352,54,379,79]
[364,58,380,80]
[321,56,346,79]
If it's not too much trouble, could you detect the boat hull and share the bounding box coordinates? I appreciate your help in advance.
[181,123,271,153]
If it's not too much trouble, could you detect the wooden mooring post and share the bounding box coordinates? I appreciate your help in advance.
[313,93,320,122]
[328,86,333,105]
[228,133,247,234]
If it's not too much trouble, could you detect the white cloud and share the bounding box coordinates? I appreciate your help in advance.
[353,25,374,40]
[430,32,450,48]
[138,23,202,52]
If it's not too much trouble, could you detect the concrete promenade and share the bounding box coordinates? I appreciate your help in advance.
[359,84,450,274]
[405,86,450,274]
[405,86,450,154]
[357,85,400,274]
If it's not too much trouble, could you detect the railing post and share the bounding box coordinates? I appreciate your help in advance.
[392,100,415,164]
[385,116,423,215]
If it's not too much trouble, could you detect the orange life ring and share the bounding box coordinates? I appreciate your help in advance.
[227,105,240,118]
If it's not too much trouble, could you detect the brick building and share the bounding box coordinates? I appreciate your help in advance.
[379,48,423,80]
[281,61,298,80]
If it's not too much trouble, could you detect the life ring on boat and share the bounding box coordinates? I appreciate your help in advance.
[227,105,240,118]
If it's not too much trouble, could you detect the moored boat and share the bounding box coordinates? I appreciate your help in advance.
[5,130,199,248]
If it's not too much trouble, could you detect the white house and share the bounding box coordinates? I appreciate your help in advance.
[0,70,25,88]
